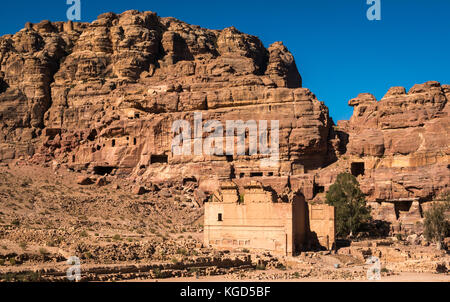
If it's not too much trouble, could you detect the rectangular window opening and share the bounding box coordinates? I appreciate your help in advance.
[151,154,168,164]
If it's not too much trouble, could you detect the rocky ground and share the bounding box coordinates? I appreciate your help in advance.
[0,162,448,282]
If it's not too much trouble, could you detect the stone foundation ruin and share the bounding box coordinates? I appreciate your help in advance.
[204,181,335,255]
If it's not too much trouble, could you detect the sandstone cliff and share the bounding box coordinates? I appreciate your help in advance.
[0,10,448,232]
[0,10,331,190]
[318,81,449,231]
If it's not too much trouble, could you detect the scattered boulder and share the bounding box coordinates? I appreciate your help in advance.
[444,237,450,250]
[51,160,60,172]
[96,177,108,187]
[160,188,172,198]
[406,234,421,245]
[436,263,447,274]
[77,176,94,186]
[148,183,160,192]
[133,186,147,195]
[193,189,208,207]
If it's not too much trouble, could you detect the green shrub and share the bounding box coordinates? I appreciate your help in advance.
[277,264,287,271]
[0,271,41,282]
[176,248,188,256]
[424,202,450,250]
[152,268,163,278]
[46,240,56,247]
[326,173,372,237]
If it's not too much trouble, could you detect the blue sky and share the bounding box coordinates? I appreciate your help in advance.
[1,0,449,121]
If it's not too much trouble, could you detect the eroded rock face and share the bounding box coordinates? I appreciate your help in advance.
[344,81,448,198]
[321,81,449,229]
[0,10,448,232]
[0,10,328,189]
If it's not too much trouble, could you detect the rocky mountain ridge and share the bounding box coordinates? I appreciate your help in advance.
[0,10,448,230]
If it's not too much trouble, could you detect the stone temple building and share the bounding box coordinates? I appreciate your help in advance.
[204,181,335,256]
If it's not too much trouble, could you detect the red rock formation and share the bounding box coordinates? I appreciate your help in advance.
[0,10,331,192]
[319,81,449,231]
[0,10,448,232]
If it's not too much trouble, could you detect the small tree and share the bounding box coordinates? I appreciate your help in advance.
[424,201,449,250]
[326,173,371,237]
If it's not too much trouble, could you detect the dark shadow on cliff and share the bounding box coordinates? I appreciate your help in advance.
[302,204,331,252]
[0,78,8,94]
[324,118,350,166]
[364,220,392,238]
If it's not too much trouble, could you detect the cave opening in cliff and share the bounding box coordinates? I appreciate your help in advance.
[394,201,413,220]
[351,162,365,177]
[151,154,168,164]
[87,129,97,141]
[93,166,115,176]
[183,177,197,185]
[250,172,263,177]
[0,78,8,93]
[314,184,325,195]
[112,139,116,147]
[226,155,233,162]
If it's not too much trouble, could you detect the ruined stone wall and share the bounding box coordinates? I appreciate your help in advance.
[204,199,297,255]
[308,204,335,250]
[204,183,308,255]
[204,181,335,254]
